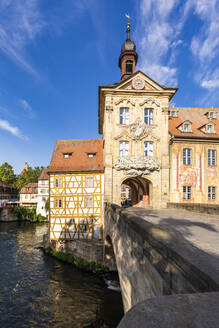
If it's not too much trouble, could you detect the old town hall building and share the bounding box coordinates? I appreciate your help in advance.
[48,21,219,242]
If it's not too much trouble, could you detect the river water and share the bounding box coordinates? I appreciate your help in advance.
[0,222,124,328]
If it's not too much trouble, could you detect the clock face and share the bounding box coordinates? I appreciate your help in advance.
[132,77,145,90]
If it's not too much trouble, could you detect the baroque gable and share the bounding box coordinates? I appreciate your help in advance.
[115,71,164,92]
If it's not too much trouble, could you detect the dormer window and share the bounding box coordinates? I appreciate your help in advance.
[177,120,192,133]
[206,124,214,134]
[183,123,192,132]
[170,110,178,118]
[88,153,96,158]
[63,152,72,159]
[208,111,216,119]
[126,60,133,74]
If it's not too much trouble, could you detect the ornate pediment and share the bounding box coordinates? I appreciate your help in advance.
[114,98,135,106]
[139,97,161,107]
[115,156,160,177]
[115,71,166,92]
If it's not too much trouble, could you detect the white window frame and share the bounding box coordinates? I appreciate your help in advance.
[183,186,192,200]
[183,148,191,165]
[55,178,61,188]
[85,197,93,208]
[208,149,216,166]
[86,177,93,187]
[144,109,153,125]
[120,108,129,125]
[183,123,190,132]
[144,141,154,157]
[55,199,62,208]
[206,124,214,133]
[208,186,216,200]
[208,111,216,119]
[119,141,129,157]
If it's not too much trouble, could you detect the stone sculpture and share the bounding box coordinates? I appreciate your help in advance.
[129,117,152,140]
[115,156,160,176]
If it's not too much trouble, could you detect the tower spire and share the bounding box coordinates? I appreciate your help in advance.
[125,14,130,40]
[118,15,138,80]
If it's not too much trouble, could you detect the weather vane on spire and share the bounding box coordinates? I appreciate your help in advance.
[125,13,131,40]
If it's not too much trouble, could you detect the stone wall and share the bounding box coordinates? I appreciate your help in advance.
[0,208,18,222]
[47,238,104,264]
[118,292,219,328]
[168,202,219,215]
[104,203,219,313]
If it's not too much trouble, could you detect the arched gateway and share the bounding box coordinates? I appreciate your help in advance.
[121,177,152,207]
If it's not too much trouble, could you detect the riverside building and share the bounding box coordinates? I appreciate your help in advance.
[48,20,219,245]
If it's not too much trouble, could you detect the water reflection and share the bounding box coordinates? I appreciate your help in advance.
[0,222,123,328]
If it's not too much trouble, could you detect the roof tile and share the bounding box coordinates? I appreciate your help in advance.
[48,139,104,173]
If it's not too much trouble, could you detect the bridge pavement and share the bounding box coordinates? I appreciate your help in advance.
[124,207,219,287]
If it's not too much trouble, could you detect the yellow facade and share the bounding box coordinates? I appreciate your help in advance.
[49,173,104,240]
[170,140,219,204]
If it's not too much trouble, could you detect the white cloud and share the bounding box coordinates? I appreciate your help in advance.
[187,0,219,93]
[135,0,182,85]
[19,99,35,119]
[0,119,27,139]
[136,0,219,98]
[201,79,219,89]
[0,0,45,76]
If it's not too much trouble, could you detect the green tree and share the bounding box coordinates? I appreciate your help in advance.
[0,162,15,185]
[14,166,44,190]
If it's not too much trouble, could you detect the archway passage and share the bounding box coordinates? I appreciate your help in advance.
[121,177,151,208]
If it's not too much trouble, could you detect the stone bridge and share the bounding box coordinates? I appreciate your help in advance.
[104,203,219,326]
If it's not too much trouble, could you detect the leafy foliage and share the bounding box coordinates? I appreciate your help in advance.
[14,166,44,190]
[45,247,109,273]
[12,206,47,222]
[0,162,16,185]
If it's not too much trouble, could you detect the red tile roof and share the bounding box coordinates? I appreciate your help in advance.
[168,107,219,138]
[39,168,49,180]
[48,139,104,173]
[20,182,38,194]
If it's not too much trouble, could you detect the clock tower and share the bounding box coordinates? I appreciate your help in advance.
[99,22,177,209]
[118,19,138,80]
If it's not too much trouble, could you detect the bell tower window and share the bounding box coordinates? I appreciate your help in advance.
[126,61,133,74]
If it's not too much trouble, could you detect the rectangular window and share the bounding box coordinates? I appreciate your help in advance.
[120,108,129,124]
[208,149,216,166]
[144,109,153,125]
[208,186,216,200]
[183,123,190,132]
[144,141,154,156]
[183,148,191,165]
[207,124,213,133]
[119,141,129,157]
[86,177,93,187]
[85,197,93,208]
[55,178,61,188]
[183,186,192,200]
[55,199,62,208]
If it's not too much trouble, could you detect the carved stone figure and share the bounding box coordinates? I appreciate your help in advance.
[129,117,152,140]
[115,156,160,177]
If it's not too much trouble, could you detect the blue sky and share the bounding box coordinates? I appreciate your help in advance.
[0,0,219,173]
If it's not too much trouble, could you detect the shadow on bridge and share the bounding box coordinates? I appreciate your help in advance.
[104,204,219,312]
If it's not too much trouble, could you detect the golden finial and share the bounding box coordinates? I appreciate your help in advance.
[125,13,130,40]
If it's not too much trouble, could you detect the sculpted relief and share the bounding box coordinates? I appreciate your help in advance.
[129,117,152,140]
[115,117,159,141]
[115,156,160,177]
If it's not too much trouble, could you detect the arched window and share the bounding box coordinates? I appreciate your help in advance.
[126,60,133,73]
